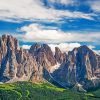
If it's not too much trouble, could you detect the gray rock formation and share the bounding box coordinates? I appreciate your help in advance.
[29,42,100,90]
[54,47,66,63]
[0,35,43,83]
[0,35,100,91]
[51,45,100,90]
[29,43,57,70]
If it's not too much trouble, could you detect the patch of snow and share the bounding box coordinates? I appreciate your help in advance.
[49,63,61,73]
[77,83,82,87]
[91,76,98,80]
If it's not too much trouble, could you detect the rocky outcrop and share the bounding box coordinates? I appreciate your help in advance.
[0,35,43,83]
[29,43,57,70]
[51,45,100,89]
[0,35,100,91]
[29,43,100,90]
[54,47,66,63]
[29,44,64,85]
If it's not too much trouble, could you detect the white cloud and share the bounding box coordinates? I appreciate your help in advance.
[60,0,75,5]
[20,23,100,43]
[94,50,100,55]
[48,43,81,53]
[88,45,95,50]
[87,45,100,55]
[21,43,100,55]
[22,45,31,49]
[0,0,94,22]
[49,0,75,5]
[20,23,71,43]
[88,0,100,12]
[49,43,100,55]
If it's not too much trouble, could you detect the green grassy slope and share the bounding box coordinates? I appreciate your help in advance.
[0,81,100,100]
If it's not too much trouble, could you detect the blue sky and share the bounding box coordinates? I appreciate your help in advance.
[0,0,100,54]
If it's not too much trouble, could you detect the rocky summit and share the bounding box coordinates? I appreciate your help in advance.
[51,45,100,90]
[0,35,43,83]
[0,35,100,91]
[29,43,57,70]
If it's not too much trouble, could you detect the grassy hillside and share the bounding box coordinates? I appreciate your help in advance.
[0,81,100,100]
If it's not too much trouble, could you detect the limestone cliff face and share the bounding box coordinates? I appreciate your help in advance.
[29,44,66,70]
[51,45,100,89]
[54,47,66,63]
[29,43,57,70]
[0,35,100,91]
[0,35,43,83]
[29,43,100,89]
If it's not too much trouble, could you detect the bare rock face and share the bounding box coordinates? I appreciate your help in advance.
[0,35,43,83]
[54,47,66,63]
[0,35,100,91]
[29,43,57,70]
[29,43,100,90]
[51,45,100,89]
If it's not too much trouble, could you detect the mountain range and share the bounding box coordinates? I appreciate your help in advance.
[0,35,100,92]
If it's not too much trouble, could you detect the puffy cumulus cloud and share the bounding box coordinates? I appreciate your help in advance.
[48,43,81,53]
[20,23,72,43]
[20,23,100,43]
[0,0,94,22]
[88,0,100,12]
[22,45,31,49]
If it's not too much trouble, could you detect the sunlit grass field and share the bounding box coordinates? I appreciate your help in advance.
[0,81,100,100]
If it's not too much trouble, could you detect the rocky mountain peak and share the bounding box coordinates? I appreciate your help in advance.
[0,35,100,91]
[54,47,66,63]
[0,35,43,83]
[2,35,19,48]
[29,43,57,70]
[51,45,100,89]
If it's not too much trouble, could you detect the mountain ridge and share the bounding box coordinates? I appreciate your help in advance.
[0,35,43,83]
[0,35,100,91]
